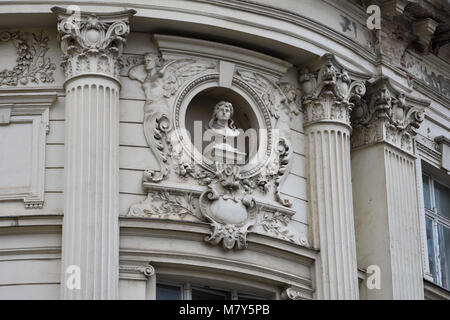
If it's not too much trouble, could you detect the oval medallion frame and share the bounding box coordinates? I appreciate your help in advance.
[174,73,274,179]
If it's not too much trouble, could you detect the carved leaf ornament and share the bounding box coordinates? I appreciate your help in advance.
[0,31,56,86]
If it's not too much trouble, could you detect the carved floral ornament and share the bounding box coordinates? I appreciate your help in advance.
[298,53,367,127]
[351,77,428,152]
[51,6,136,81]
[0,31,55,86]
[126,49,305,250]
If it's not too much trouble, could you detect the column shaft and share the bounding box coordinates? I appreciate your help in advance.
[62,78,120,299]
[307,123,358,299]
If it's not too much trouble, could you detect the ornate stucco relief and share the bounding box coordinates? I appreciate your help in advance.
[0,31,56,86]
[125,39,303,250]
[128,54,217,183]
[299,53,367,127]
[52,6,135,81]
[351,77,428,153]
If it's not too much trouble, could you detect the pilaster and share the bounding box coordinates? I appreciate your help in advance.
[351,77,429,299]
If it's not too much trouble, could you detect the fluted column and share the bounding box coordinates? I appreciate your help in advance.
[299,54,366,299]
[351,77,428,299]
[52,7,135,299]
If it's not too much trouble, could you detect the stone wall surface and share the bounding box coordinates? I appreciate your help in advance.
[0,0,448,300]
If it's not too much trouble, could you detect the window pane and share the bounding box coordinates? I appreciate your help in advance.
[438,224,450,290]
[192,287,230,300]
[422,175,432,210]
[156,283,181,300]
[435,181,450,219]
[238,293,268,300]
[426,217,437,282]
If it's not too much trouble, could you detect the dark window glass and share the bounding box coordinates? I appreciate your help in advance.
[438,224,450,290]
[423,175,432,210]
[237,293,267,300]
[426,217,436,281]
[435,181,450,219]
[191,287,230,300]
[156,283,181,300]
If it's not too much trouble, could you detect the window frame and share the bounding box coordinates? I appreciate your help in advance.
[422,172,450,290]
[156,279,274,300]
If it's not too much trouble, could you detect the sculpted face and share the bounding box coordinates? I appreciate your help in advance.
[216,104,232,122]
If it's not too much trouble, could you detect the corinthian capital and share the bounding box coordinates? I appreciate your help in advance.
[351,77,428,153]
[52,6,136,81]
[299,53,367,127]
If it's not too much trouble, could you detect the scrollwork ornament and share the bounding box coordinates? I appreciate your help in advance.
[351,78,426,151]
[281,287,311,300]
[299,54,366,126]
[274,138,293,207]
[128,53,216,183]
[52,6,135,80]
[199,163,257,250]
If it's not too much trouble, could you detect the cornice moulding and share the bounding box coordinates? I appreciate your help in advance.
[0,91,57,106]
[154,34,292,79]
[119,216,318,259]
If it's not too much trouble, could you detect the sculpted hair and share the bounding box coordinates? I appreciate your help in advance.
[209,101,237,130]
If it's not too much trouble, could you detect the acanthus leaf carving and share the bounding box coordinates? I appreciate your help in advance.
[299,53,366,126]
[199,163,257,250]
[52,6,135,80]
[0,31,56,86]
[260,210,295,243]
[235,69,285,119]
[128,189,200,221]
[351,77,427,152]
[274,138,293,207]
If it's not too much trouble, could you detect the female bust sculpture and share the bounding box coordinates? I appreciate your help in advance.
[208,101,240,137]
[205,101,246,164]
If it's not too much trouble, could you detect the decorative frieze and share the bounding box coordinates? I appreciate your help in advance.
[259,210,295,243]
[126,181,299,250]
[351,77,428,153]
[52,6,136,81]
[0,31,55,86]
[129,188,201,221]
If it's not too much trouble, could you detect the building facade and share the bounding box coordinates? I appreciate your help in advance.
[0,0,449,300]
